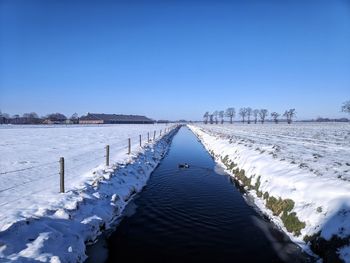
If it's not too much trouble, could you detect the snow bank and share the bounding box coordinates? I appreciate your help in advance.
[0,125,179,262]
[0,124,168,230]
[188,123,350,262]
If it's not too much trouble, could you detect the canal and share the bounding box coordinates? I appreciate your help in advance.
[87,127,312,263]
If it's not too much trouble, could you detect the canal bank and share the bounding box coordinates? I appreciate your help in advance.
[0,126,180,263]
[188,124,350,262]
[87,127,312,262]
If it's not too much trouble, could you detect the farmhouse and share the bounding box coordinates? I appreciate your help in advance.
[79,113,154,124]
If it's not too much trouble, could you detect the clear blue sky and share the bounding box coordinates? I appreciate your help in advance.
[0,0,349,120]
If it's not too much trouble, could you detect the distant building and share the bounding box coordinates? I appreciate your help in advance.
[79,113,154,124]
[43,113,67,124]
[65,119,74,125]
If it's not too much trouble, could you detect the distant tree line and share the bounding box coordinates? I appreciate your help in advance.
[0,111,79,125]
[203,108,297,124]
[315,117,349,122]
[0,111,167,125]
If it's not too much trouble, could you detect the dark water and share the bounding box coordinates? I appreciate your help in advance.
[88,127,312,263]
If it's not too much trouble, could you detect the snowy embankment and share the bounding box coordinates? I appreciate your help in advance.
[0,124,179,262]
[188,123,350,262]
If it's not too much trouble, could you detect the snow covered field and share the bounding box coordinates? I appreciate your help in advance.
[0,124,177,262]
[195,123,350,181]
[189,123,350,262]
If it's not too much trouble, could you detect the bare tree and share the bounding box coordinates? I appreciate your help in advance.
[239,108,248,123]
[23,112,39,119]
[0,111,10,119]
[213,111,219,124]
[17,112,41,124]
[225,107,235,124]
[203,112,209,124]
[270,112,280,124]
[209,113,214,124]
[253,109,259,124]
[259,109,268,124]
[341,100,350,114]
[0,111,10,124]
[283,109,296,124]
[246,107,252,124]
[219,110,224,124]
[47,113,67,122]
[70,113,79,120]
[70,113,79,124]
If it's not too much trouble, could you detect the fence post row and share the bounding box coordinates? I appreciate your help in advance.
[58,128,178,193]
[106,145,110,166]
[59,157,65,193]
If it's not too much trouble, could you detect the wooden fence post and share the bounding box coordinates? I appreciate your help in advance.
[106,145,110,166]
[153,131,156,141]
[59,157,64,193]
[128,138,131,154]
[139,135,142,147]
[148,132,150,142]
[160,130,162,137]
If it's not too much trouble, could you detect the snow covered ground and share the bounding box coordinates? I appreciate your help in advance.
[194,123,350,181]
[189,123,350,262]
[0,124,178,262]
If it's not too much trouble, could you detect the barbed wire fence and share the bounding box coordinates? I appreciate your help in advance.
[0,125,179,226]
[0,125,176,202]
